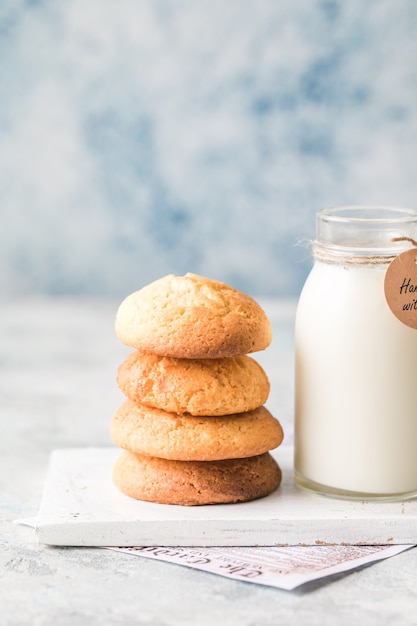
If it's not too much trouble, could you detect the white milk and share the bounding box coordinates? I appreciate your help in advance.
[295,203,417,499]
[294,260,417,498]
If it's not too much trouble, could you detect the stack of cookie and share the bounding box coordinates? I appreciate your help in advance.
[110,273,284,506]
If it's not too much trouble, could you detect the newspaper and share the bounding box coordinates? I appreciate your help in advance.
[108,544,412,591]
[16,518,413,590]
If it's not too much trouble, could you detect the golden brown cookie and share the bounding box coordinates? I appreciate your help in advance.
[112,450,282,505]
[110,400,284,461]
[114,273,272,358]
[116,351,270,416]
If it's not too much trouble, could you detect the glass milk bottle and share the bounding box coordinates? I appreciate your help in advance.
[294,205,417,500]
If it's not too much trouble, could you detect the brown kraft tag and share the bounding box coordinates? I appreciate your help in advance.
[384,248,417,329]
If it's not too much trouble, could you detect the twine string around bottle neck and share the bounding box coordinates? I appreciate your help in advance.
[313,236,417,266]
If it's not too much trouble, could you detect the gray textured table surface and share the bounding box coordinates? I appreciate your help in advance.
[1,297,417,626]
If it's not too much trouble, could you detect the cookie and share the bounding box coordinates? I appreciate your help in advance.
[114,273,272,358]
[112,450,282,505]
[116,351,270,416]
[110,400,284,461]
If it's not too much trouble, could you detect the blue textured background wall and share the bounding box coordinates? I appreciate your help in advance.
[2,0,417,298]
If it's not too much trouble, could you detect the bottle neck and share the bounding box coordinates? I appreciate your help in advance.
[314,206,417,266]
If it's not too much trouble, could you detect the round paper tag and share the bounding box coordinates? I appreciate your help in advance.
[384,248,417,329]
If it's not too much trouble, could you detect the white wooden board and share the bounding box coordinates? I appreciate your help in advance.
[36,446,417,547]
